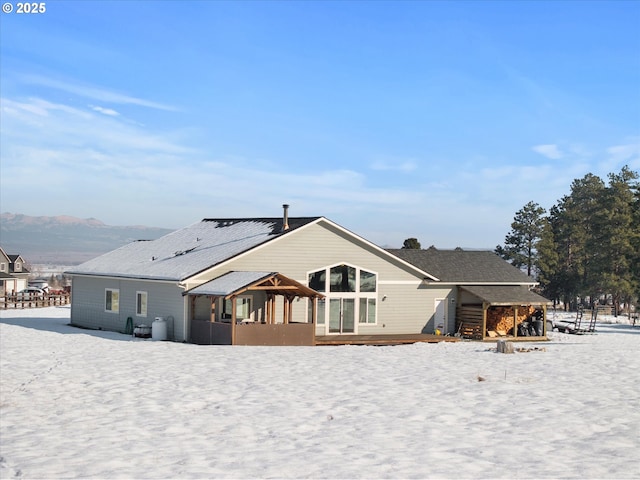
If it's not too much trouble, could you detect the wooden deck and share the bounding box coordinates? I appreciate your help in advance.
[315,333,460,346]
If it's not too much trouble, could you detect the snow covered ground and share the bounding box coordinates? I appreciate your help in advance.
[1,306,639,479]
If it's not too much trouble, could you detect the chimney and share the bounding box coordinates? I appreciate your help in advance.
[282,204,290,231]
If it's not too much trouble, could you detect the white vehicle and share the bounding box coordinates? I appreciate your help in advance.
[15,287,46,298]
[28,281,49,292]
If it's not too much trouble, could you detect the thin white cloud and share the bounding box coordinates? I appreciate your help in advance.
[7,93,634,250]
[532,144,564,160]
[1,97,192,155]
[90,105,120,117]
[370,159,417,173]
[606,141,640,165]
[19,74,177,111]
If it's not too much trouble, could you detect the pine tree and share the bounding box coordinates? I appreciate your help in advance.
[568,173,607,304]
[496,201,546,276]
[594,167,639,315]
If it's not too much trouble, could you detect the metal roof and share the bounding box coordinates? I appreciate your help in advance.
[185,271,324,298]
[66,217,321,281]
[387,248,535,284]
[461,285,552,305]
[187,271,274,296]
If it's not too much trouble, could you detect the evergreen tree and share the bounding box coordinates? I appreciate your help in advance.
[402,238,421,249]
[496,201,546,276]
[566,173,607,304]
[594,167,639,314]
[530,167,639,313]
[538,201,582,309]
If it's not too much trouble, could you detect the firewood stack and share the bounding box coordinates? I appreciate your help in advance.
[486,306,535,334]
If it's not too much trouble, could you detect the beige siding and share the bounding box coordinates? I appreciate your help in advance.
[189,221,423,284]
[187,221,455,335]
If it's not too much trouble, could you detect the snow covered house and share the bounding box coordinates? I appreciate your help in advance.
[66,206,551,345]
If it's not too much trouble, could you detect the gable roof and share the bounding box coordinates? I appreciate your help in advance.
[67,217,321,281]
[185,271,323,298]
[386,248,535,284]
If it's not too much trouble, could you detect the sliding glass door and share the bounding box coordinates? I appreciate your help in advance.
[329,298,355,333]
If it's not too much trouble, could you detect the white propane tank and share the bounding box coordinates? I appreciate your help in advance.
[152,317,167,341]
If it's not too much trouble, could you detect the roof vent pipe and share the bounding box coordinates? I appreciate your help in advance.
[282,204,290,231]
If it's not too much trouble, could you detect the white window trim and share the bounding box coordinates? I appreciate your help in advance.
[105,288,120,314]
[136,291,148,317]
[307,264,379,330]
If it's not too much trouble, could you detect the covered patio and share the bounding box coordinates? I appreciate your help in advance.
[455,285,553,341]
[186,271,324,346]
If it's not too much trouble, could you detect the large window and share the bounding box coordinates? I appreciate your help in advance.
[105,288,119,313]
[308,265,378,328]
[330,264,356,292]
[136,291,148,317]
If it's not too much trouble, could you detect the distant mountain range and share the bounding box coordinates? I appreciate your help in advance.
[1,213,174,264]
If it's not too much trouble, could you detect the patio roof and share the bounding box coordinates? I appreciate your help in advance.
[461,285,552,306]
[184,271,324,298]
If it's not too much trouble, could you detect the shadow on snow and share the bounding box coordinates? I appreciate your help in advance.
[0,306,141,342]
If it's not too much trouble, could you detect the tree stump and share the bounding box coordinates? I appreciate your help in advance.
[497,340,514,354]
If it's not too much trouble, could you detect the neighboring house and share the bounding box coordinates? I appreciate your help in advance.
[66,206,551,345]
[0,247,30,295]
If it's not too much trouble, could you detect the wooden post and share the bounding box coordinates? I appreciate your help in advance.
[543,304,548,336]
[287,296,293,324]
[513,306,518,338]
[269,294,274,324]
[210,297,216,322]
[269,295,275,324]
[231,296,237,345]
[311,297,317,325]
[482,303,488,340]
[283,296,288,324]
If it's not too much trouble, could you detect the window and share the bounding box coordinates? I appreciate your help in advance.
[308,270,326,292]
[330,264,356,292]
[105,289,119,313]
[359,298,376,324]
[360,270,376,292]
[0,263,5,272]
[308,298,326,325]
[308,264,378,327]
[14,262,21,272]
[222,296,252,321]
[136,291,148,317]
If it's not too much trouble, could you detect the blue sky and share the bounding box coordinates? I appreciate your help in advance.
[1,0,639,249]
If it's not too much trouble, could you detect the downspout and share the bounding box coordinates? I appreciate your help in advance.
[231,295,237,345]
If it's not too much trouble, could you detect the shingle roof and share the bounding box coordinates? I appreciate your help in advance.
[461,285,552,305]
[67,217,321,281]
[386,248,535,284]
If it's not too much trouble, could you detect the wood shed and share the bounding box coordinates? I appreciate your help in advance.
[456,285,553,340]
